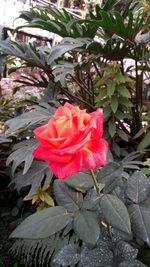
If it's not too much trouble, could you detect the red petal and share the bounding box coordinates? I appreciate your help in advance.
[81,138,108,169]
[32,145,73,163]
[48,153,81,179]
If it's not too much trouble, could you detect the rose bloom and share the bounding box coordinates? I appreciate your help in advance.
[32,103,108,179]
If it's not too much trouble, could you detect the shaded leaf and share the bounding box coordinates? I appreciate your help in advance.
[81,241,113,267]
[126,171,150,203]
[6,139,38,176]
[54,180,83,212]
[53,244,80,266]
[10,206,71,239]
[65,172,93,193]
[107,82,116,96]
[117,129,129,142]
[97,162,123,193]
[118,260,147,267]
[6,104,54,131]
[117,84,131,98]
[100,194,131,234]
[108,120,116,137]
[73,210,100,245]
[115,240,138,262]
[111,97,118,113]
[11,160,53,195]
[138,130,150,149]
[128,204,150,245]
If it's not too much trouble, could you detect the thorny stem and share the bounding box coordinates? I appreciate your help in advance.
[90,170,100,195]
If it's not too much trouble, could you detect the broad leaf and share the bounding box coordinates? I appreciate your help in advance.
[126,171,150,203]
[117,84,131,98]
[6,139,38,176]
[117,129,129,142]
[53,244,80,266]
[81,241,113,267]
[100,194,131,234]
[107,82,116,96]
[54,180,83,212]
[82,189,101,210]
[108,120,116,137]
[97,162,123,193]
[11,160,53,195]
[65,172,93,193]
[10,206,71,239]
[73,210,100,245]
[128,204,150,245]
[111,97,118,113]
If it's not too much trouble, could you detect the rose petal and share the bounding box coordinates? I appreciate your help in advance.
[32,145,72,163]
[48,153,81,179]
[81,138,108,169]
[34,125,65,148]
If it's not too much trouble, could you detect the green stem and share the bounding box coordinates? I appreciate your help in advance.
[89,170,100,195]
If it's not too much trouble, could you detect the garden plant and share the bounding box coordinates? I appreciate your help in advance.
[0,0,150,266]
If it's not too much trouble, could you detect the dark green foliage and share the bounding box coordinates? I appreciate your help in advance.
[0,0,150,266]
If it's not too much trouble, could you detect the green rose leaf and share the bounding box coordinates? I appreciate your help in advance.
[100,194,131,235]
[128,204,150,246]
[10,206,71,239]
[54,180,83,212]
[65,172,93,193]
[73,210,100,245]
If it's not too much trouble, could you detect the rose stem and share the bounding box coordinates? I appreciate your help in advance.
[89,170,100,195]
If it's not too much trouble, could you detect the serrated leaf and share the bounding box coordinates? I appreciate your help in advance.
[65,172,93,193]
[108,120,116,137]
[10,206,71,239]
[126,171,150,203]
[100,194,131,235]
[107,82,116,96]
[54,180,83,212]
[81,241,113,267]
[73,210,100,245]
[128,204,150,245]
[53,244,80,266]
[117,84,131,98]
[6,139,38,176]
[6,105,54,131]
[111,97,118,113]
[11,160,53,195]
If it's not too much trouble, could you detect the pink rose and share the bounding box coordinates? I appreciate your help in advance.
[32,103,108,179]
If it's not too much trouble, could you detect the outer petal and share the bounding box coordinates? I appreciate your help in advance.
[90,108,104,138]
[32,145,72,163]
[48,153,82,179]
[81,138,108,170]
